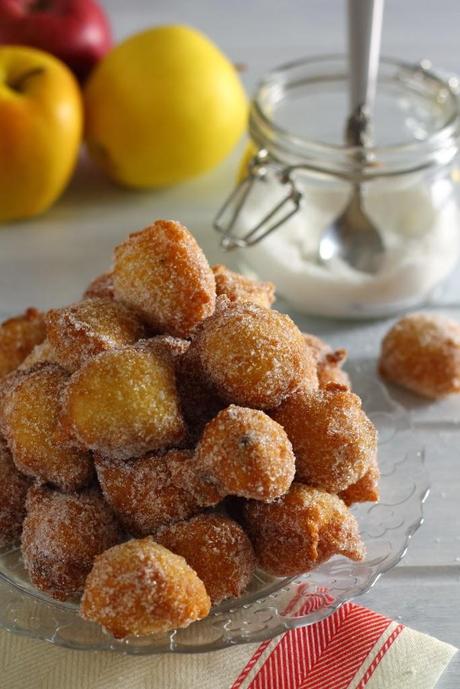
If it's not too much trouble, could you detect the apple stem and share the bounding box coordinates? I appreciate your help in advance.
[8,68,45,93]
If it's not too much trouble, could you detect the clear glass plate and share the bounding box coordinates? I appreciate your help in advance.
[0,362,429,654]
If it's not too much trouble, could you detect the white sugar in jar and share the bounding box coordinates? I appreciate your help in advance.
[216,57,460,318]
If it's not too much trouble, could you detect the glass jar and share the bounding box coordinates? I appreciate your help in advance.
[215,56,460,318]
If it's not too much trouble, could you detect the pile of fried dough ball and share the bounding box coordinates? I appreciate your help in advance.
[7,220,457,639]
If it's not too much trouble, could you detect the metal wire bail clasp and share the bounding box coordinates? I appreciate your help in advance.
[213,149,303,250]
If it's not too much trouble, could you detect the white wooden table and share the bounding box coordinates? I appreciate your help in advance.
[0,1,458,685]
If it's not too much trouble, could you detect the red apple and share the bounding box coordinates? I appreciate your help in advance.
[0,0,112,82]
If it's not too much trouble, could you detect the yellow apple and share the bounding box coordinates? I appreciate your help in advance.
[84,25,248,188]
[0,46,82,223]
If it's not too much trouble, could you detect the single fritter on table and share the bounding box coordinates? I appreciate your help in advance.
[0,218,379,640]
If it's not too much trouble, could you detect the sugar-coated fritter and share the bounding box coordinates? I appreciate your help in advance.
[0,308,46,380]
[212,264,275,308]
[80,538,211,638]
[83,271,115,300]
[95,450,222,536]
[195,300,317,408]
[339,454,380,505]
[18,339,58,371]
[22,485,121,600]
[46,298,144,372]
[3,364,93,491]
[134,335,190,362]
[62,347,186,460]
[113,220,216,337]
[157,514,256,605]
[271,384,377,493]
[242,483,365,576]
[303,333,350,389]
[195,405,295,501]
[379,312,460,399]
[0,437,31,547]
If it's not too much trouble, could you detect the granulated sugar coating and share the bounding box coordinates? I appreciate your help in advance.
[2,364,93,491]
[134,335,190,363]
[18,339,59,371]
[379,312,460,399]
[195,405,296,501]
[0,437,31,547]
[0,308,46,380]
[46,298,145,372]
[271,385,377,493]
[196,300,317,408]
[113,220,216,337]
[242,483,365,577]
[22,485,121,601]
[62,347,186,460]
[212,264,276,309]
[83,271,115,300]
[339,453,380,506]
[95,450,222,536]
[157,513,256,605]
[303,333,350,390]
[80,538,211,639]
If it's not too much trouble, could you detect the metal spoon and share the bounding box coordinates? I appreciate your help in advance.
[318,0,385,274]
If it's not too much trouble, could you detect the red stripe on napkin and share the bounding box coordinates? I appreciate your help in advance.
[232,600,399,689]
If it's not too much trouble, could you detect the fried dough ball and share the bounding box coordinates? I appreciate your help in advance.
[177,345,226,441]
[46,298,144,372]
[157,514,256,605]
[113,220,216,337]
[3,364,93,491]
[212,264,275,309]
[95,450,222,536]
[242,483,365,576]
[0,437,31,547]
[80,538,211,638]
[303,333,350,389]
[62,347,186,460]
[195,405,295,501]
[339,454,380,506]
[134,335,190,362]
[83,271,115,300]
[18,339,58,371]
[195,301,317,408]
[271,385,377,493]
[379,312,460,399]
[22,485,121,600]
[0,308,46,380]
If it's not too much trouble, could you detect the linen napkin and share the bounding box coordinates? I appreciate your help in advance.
[0,598,456,689]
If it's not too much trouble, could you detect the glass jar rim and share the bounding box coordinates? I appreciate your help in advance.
[249,54,460,176]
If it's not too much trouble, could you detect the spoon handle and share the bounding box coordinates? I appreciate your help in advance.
[347,0,384,115]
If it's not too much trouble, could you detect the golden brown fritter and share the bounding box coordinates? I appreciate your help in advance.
[62,346,186,460]
[0,437,31,547]
[242,483,365,576]
[0,308,46,380]
[271,385,377,493]
[157,513,256,605]
[113,220,216,337]
[195,300,317,408]
[195,405,295,501]
[379,312,460,399]
[22,485,121,600]
[83,271,115,300]
[80,538,211,638]
[46,298,144,372]
[212,264,275,308]
[95,450,222,536]
[2,364,93,491]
